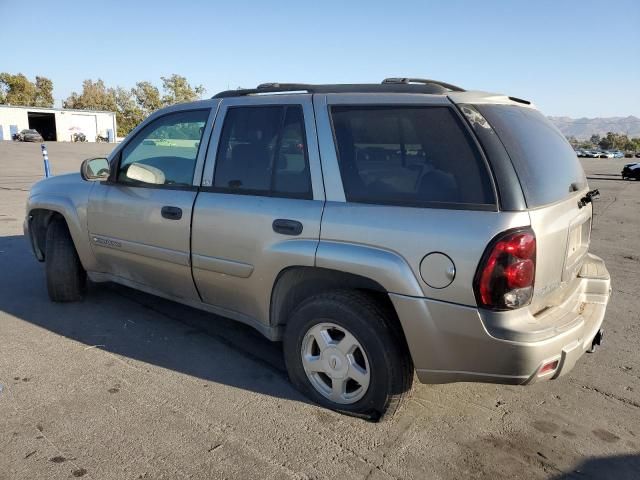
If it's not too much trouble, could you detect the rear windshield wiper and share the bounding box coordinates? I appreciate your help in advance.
[578,189,600,208]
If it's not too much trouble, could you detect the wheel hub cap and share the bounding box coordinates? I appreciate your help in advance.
[301,322,370,405]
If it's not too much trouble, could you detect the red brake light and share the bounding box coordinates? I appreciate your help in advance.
[475,228,536,310]
[505,259,535,289]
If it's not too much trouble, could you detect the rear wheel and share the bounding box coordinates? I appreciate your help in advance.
[45,218,87,302]
[283,290,413,421]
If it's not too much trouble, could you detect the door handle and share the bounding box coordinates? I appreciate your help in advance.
[161,206,182,220]
[272,219,303,236]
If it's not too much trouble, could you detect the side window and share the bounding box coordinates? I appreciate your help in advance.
[213,105,312,199]
[331,106,495,208]
[118,109,209,187]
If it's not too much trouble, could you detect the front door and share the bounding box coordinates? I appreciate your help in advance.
[87,107,213,300]
[191,95,325,327]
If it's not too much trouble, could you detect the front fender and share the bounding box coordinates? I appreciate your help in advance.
[26,191,97,271]
[315,241,424,297]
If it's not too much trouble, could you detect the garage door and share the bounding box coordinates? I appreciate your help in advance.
[70,114,97,142]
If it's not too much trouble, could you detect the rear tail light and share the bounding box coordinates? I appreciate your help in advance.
[474,228,536,310]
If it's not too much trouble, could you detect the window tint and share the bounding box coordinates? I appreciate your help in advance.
[475,105,587,207]
[118,109,209,186]
[213,106,312,198]
[331,106,495,208]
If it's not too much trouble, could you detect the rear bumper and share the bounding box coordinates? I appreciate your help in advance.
[391,253,610,385]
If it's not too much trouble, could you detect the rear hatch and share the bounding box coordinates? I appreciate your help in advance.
[475,104,591,313]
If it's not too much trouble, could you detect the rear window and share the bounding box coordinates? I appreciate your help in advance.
[330,106,495,209]
[476,105,587,207]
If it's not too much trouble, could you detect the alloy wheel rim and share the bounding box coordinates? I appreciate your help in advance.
[301,322,370,404]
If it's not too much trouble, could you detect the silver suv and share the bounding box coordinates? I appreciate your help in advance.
[25,78,610,420]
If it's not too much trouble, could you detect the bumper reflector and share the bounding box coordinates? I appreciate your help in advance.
[539,360,559,376]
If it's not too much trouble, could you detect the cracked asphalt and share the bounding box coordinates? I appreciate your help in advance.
[0,142,639,479]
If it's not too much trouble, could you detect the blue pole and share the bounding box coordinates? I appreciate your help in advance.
[41,144,51,178]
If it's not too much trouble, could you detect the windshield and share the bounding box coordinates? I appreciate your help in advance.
[476,105,587,207]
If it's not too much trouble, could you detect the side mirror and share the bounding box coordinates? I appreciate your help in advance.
[80,157,110,181]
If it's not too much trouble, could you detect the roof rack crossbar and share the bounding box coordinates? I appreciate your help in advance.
[382,77,465,92]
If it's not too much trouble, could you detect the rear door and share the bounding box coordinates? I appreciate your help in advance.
[191,95,324,327]
[474,104,592,311]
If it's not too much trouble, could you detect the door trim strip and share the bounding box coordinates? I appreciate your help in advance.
[192,253,254,278]
[90,234,190,266]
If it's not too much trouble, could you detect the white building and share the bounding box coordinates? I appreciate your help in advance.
[0,105,117,142]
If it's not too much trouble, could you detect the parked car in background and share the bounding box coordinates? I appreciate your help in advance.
[586,151,602,158]
[611,151,624,158]
[24,78,610,419]
[636,152,640,158]
[624,152,634,158]
[622,162,640,180]
[17,129,44,142]
[599,152,614,158]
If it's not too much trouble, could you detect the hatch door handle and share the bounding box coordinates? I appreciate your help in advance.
[161,206,182,220]
[273,219,303,236]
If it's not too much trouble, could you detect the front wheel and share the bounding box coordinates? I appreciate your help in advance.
[283,290,413,421]
[45,219,87,302]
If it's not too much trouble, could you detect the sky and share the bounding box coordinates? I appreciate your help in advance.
[1,0,639,118]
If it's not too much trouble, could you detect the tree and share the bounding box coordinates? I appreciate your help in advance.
[0,72,38,106]
[598,133,614,150]
[566,135,578,147]
[589,134,601,146]
[114,87,144,137]
[598,132,630,151]
[63,75,206,136]
[161,74,205,106]
[34,76,54,107]
[133,81,162,115]
[63,79,117,112]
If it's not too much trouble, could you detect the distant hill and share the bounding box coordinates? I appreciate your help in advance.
[548,116,640,140]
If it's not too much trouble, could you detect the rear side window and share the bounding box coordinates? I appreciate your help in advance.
[213,105,312,199]
[476,105,587,207]
[330,106,495,208]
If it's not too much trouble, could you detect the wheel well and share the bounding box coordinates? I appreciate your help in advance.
[270,267,407,341]
[28,209,66,261]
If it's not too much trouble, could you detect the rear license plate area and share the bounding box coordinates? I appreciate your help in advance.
[564,217,591,280]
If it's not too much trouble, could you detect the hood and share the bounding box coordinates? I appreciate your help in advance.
[29,173,83,197]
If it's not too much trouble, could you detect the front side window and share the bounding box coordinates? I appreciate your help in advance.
[331,106,495,208]
[213,105,312,198]
[118,109,209,186]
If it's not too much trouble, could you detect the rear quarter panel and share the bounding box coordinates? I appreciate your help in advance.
[318,202,530,305]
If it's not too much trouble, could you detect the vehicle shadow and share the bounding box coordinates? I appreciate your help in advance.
[0,234,310,406]
[550,454,640,480]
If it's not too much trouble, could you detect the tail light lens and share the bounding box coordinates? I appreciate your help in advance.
[474,228,536,310]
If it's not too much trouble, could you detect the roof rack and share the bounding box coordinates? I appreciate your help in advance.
[382,78,465,92]
[212,78,465,98]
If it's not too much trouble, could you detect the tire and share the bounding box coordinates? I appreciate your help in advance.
[45,218,87,302]
[283,290,413,421]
